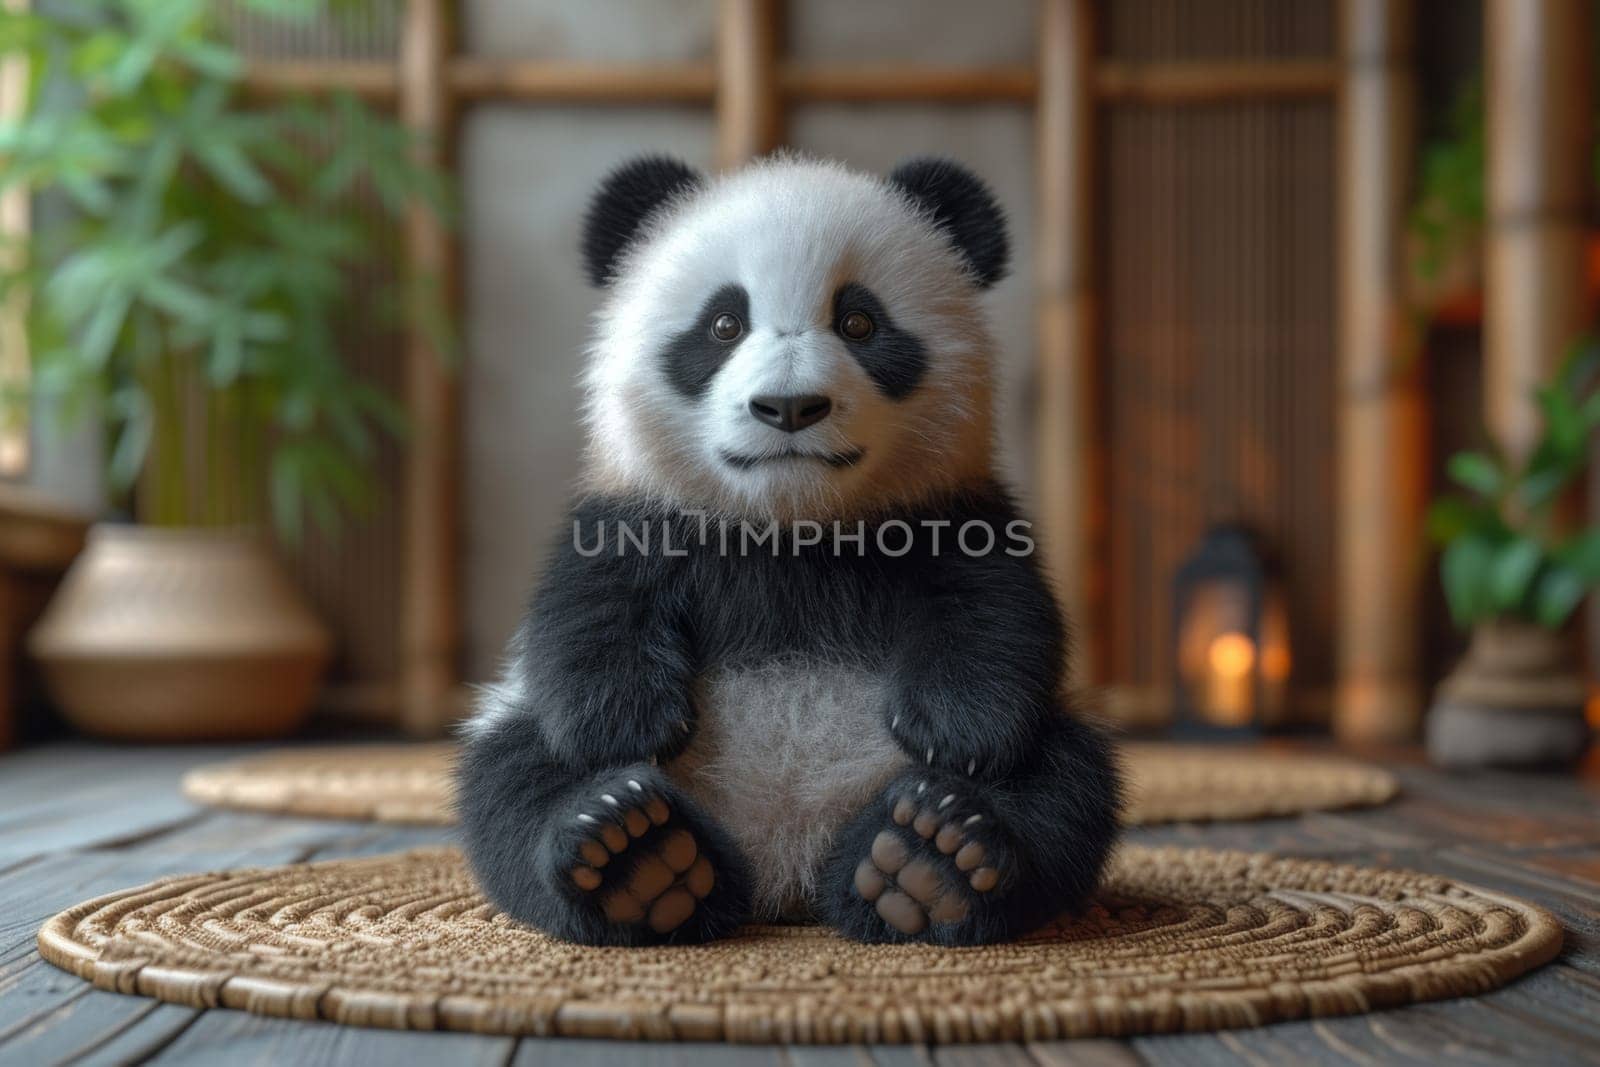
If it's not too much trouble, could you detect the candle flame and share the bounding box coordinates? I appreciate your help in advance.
[1208,632,1255,679]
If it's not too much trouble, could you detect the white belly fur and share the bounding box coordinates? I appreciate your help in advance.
[667,660,908,919]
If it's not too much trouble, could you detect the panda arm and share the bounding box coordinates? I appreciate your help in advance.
[508,511,697,769]
[887,535,1067,778]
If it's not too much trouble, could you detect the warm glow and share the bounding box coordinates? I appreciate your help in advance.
[1261,641,1291,682]
[1208,632,1256,679]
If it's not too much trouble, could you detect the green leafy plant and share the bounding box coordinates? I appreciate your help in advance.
[1409,78,1485,285]
[0,0,451,540]
[1428,339,1600,629]
[1410,71,1600,290]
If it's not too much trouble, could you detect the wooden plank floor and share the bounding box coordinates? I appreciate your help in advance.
[1,741,1598,1066]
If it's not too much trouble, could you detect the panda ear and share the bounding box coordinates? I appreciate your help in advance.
[887,157,1010,288]
[581,155,705,287]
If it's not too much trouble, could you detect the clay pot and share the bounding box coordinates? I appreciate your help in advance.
[27,525,332,741]
[1427,618,1591,769]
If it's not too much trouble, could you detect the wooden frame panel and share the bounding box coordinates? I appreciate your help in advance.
[398,0,458,733]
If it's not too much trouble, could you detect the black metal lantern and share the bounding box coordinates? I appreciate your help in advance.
[1171,525,1291,736]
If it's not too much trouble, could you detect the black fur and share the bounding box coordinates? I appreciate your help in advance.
[833,282,928,400]
[887,157,1010,288]
[459,485,1121,946]
[581,155,704,287]
[663,283,750,399]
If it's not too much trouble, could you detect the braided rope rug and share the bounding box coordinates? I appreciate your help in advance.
[38,846,1558,1043]
[181,742,1398,826]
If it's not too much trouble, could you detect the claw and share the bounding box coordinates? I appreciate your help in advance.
[916,781,927,795]
[577,813,597,824]
[679,720,691,734]
[925,747,933,765]
[964,814,982,826]
[892,715,900,730]
[627,779,643,792]
[938,793,956,810]
[601,794,619,806]
[967,759,976,776]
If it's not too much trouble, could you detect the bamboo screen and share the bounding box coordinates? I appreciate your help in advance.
[1098,0,1339,726]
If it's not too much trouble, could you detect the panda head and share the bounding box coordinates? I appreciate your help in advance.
[580,153,1009,521]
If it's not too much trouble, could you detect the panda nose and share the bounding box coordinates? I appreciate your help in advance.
[748,394,832,433]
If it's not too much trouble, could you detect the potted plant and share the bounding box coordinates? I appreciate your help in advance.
[0,1,450,739]
[1426,342,1600,768]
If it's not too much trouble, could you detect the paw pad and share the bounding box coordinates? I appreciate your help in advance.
[571,790,715,934]
[856,788,1004,935]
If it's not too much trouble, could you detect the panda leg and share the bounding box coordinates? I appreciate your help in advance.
[457,716,752,946]
[817,712,1120,945]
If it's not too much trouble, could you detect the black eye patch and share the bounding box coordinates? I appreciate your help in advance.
[662,283,749,399]
[833,283,927,400]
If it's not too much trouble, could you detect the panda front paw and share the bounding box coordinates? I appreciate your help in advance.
[543,766,748,944]
[823,770,1017,945]
[886,703,1010,780]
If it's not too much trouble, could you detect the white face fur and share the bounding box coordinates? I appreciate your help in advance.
[582,157,998,521]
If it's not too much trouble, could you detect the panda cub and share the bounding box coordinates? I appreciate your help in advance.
[460,153,1120,946]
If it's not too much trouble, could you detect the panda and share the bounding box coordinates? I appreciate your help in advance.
[459,153,1120,947]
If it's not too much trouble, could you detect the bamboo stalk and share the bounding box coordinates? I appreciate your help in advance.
[398,0,459,736]
[716,0,783,168]
[1035,0,1103,690]
[1484,0,1592,466]
[1334,0,1424,744]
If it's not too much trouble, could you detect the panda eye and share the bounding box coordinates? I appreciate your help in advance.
[839,310,874,342]
[710,312,743,343]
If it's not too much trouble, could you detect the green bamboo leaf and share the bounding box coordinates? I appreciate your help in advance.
[1426,496,1495,545]
[138,275,214,325]
[1559,530,1600,583]
[1536,383,1584,458]
[1445,451,1503,497]
[78,289,132,370]
[1580,389,1600,428]
[195,138,274,204]
[208,312,244,387]
[1489,537,1544,612]
[108,392,153,491]
[173,39,241,81]
[241,310,287,342]
[1535,565,1588,629]
[60,171,112,215]
[1440,535,1497,628]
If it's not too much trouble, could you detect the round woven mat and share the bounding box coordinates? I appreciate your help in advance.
[181,742,1398,826]
[1120,744,1398,823]
[183,744,458,824]
[38,846,1558,1043]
